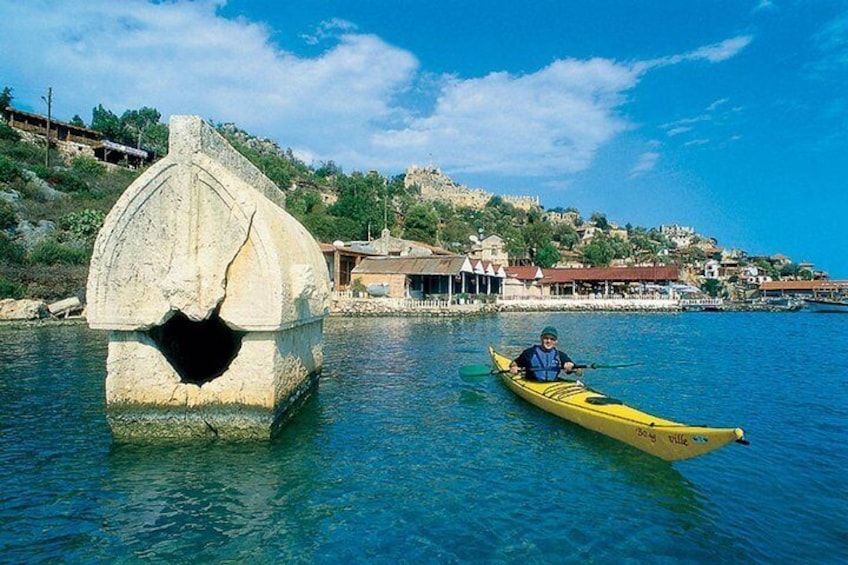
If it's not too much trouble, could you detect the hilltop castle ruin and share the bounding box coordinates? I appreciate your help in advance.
[404,165,539,211]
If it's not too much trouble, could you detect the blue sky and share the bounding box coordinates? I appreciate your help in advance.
[1,0,846,277]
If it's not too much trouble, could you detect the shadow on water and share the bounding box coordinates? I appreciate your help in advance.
[513,394,704,511]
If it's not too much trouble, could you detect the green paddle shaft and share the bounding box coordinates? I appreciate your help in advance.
[459,360,640,379]
[573,362,641,369]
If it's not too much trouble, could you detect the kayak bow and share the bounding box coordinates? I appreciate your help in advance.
[489,346,746,461]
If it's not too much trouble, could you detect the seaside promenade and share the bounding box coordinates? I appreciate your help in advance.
[329,294,686,316]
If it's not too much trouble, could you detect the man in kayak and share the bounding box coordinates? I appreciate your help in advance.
[509,326,582,382]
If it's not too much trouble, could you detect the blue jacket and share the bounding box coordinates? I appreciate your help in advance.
[514,345,573,382]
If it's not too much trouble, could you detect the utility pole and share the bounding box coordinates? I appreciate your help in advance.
[41,87,52,168]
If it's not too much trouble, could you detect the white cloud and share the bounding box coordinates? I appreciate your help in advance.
[637,35,753,72]
[666,127,692,137]
[686,36,754,63]
[754,1,776,13]
[629,152,660,178]
[301,18,358,45]
[372,58,637,175]
[707,98,729,111]
[0,0,418,162]
[0,0,752,179]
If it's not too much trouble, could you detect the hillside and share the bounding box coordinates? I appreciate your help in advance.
[0,105,816,303]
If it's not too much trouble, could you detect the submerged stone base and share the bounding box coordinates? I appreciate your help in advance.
[103,320,324,441]
[106,371,318,441]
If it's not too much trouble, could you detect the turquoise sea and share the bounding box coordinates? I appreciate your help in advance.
[1,312,846,564]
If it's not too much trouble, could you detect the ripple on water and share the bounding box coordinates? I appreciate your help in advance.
[0,314,845,562]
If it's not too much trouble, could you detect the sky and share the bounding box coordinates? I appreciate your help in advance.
[1,0,846,277]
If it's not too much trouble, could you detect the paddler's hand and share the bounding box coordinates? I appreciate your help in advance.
[564,361,575,373]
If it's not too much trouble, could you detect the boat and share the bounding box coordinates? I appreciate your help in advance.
[488,347,747,461]
[803,297,848,313]
[365,282,390,297]
[679,298,724,312]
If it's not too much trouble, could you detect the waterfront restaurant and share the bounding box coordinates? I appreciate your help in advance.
[541,265,681,297]
[759,279,848,299]
[350,255,504,301]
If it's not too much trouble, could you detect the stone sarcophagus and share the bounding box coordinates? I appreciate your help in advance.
[87,116,329,440]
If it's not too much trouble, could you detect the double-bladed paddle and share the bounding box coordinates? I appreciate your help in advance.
[458,361,640,382]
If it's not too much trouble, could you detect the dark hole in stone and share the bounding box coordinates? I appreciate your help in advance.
[148,311,245,385]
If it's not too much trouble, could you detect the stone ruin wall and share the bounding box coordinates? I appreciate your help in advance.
[502,194,540,210]
[404,165,539,211]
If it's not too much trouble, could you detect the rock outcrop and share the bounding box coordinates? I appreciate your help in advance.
[0,298,47,321]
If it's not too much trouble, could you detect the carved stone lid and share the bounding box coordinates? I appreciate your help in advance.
[87,116,329,331]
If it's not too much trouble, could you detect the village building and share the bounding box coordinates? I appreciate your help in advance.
[467,234,508,267]
[660,224,695,248]
[319,242,380,293]
[542,209,580,226]
[502,265,681,299]
[320,228,508,298]
[609,226,629,241]
[542,266,681,297]
[350,255,505,301]
[555,249,584,269]
[502,265,545,298]
[3,106,155,168]
[759,280,848,299]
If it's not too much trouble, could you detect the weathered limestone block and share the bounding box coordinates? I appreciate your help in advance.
[87,115,330,440]
[0,298,47,321]
[48,296,83,317]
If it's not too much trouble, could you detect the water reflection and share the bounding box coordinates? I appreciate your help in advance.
[103,409,330,563]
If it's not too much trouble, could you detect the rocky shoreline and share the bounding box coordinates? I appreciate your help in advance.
[0,296,801,323]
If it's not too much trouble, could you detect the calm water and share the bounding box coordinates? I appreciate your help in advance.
[1,312,846,564]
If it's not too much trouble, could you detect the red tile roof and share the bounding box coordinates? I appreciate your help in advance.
[759,280,848,291]
[542,266,679,283]
[505,266,544,280]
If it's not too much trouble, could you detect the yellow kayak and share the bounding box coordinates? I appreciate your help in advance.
[489,347,746,461]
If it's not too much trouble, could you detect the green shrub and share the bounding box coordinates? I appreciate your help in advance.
[59,208,105,242]
[29,238,90,265]
[0,276,23,299]
[30,164,49,179]
[71,155,106,178]
[0,122,21,142]
[52,170,89,193]
[0,154,22,183]
[0,232,25,264]
[93,166,137,196]
[0,199,16,229]
[1,263,88,301]
[6,141,44,166]
[31,166,91,193]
